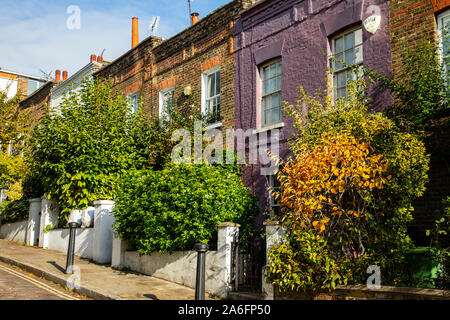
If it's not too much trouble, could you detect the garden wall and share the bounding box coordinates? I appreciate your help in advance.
[0,197,116,265]
[0,220,28,243]
[46,228,94,260]
[112,222,240,298]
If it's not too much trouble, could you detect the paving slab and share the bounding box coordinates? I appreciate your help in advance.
[0,239,199,300]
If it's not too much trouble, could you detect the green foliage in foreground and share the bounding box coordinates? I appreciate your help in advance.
[114,164,258,254]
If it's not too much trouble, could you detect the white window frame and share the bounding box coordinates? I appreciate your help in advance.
[437,9,450,83]
[127,91,139,114]
[331,27,363,99]
[159,86,175,119]
[260,59,282,128]
[201,65,221,128]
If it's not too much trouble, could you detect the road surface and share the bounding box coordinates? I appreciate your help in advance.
[0,261,87,300]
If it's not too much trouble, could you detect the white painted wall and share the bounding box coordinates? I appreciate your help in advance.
[26,198,41,246]
[46,228,94,259]
[114,223,239,298]
[123,250,230,297]
[0,77,18,99]
[50,62,100,111]
[0,220,28,243]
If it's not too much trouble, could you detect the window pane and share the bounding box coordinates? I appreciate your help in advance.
[344,32,354,50]
[335,53,344,70]
[276,75,282,90]
[27,80,38,95]
[215,71,221,96]
[272,107,281,123]
[355,28,363,46]
[345,49,354,65]
[264,80,269,95]
[208,74,215,98]
[335,37,343,53]
[270,63,276,78]
[354,45,363,64]
[277,62,282,75]
[269,78,276,93]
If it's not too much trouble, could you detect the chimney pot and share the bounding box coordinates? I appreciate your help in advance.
[55,70,61,81]
[132,17,139,48]
[97,56,103,63]
[191,12,199,25]
[62,71,68,81]
[90,54,97,63]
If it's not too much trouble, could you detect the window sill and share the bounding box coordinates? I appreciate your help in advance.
[205,122,222,131]
[252,122,284,135]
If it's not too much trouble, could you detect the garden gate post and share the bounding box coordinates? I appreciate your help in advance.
[26,198,42,246]
[263,220,285,300]
[39,196,59,248]
[93,200,115,264]
[111,230,126,269]
[217,222,240,295]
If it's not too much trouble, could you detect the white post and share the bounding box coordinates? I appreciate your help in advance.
[262,220,285,300]
[217,222,240,297]
[39,196,59,248]
[111,230,126,269]
[93,200,115,264]
[26,198,42,246]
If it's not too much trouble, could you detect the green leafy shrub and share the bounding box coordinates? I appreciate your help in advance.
[114,164,258,254]
[0,152,27,201]
[267,229,349,292]
[1,199,29,223]
[349,40,449,132]
[25,78,144,222]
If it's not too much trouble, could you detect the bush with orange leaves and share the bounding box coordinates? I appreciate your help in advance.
[277,131,389,258]
[266,78,430,292]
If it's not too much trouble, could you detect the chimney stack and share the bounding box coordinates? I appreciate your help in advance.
[55,70,61,81]
[132,17,139,48]
[90,54,97,63]
[62,70,68,81]
[191,12,199,25]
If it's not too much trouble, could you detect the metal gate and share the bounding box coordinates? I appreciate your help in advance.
[230,233,264,292]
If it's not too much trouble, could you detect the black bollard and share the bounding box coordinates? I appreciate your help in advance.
[65,222,79,274]
[194,243,208,300]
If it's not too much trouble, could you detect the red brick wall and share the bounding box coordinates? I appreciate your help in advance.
[95,0,260,133]
[389,0,450,245]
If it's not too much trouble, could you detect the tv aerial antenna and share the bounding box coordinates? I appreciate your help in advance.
[98,48,106,58]
[149,16,160,36]
[39,69,54,81]
[188,0,194,24]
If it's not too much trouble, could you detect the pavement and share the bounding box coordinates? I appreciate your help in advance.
[0,239,199,300]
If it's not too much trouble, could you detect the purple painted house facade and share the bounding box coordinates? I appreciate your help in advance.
[233,0,393,223]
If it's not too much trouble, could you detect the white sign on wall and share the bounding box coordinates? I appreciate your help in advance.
[364,5,382,35]
[364,15,381,34]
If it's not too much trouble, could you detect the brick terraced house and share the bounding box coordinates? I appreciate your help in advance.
[233,0,393,222]
[95,0,259,133]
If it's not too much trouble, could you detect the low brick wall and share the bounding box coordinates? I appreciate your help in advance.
[275,285,450,300]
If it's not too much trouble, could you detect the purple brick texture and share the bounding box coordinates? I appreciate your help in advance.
[233,0,393,225]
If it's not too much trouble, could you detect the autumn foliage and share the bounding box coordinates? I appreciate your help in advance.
[278,131,389,244]
[266,78,430,292]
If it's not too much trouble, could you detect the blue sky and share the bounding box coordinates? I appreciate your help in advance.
[0,0,230,78]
